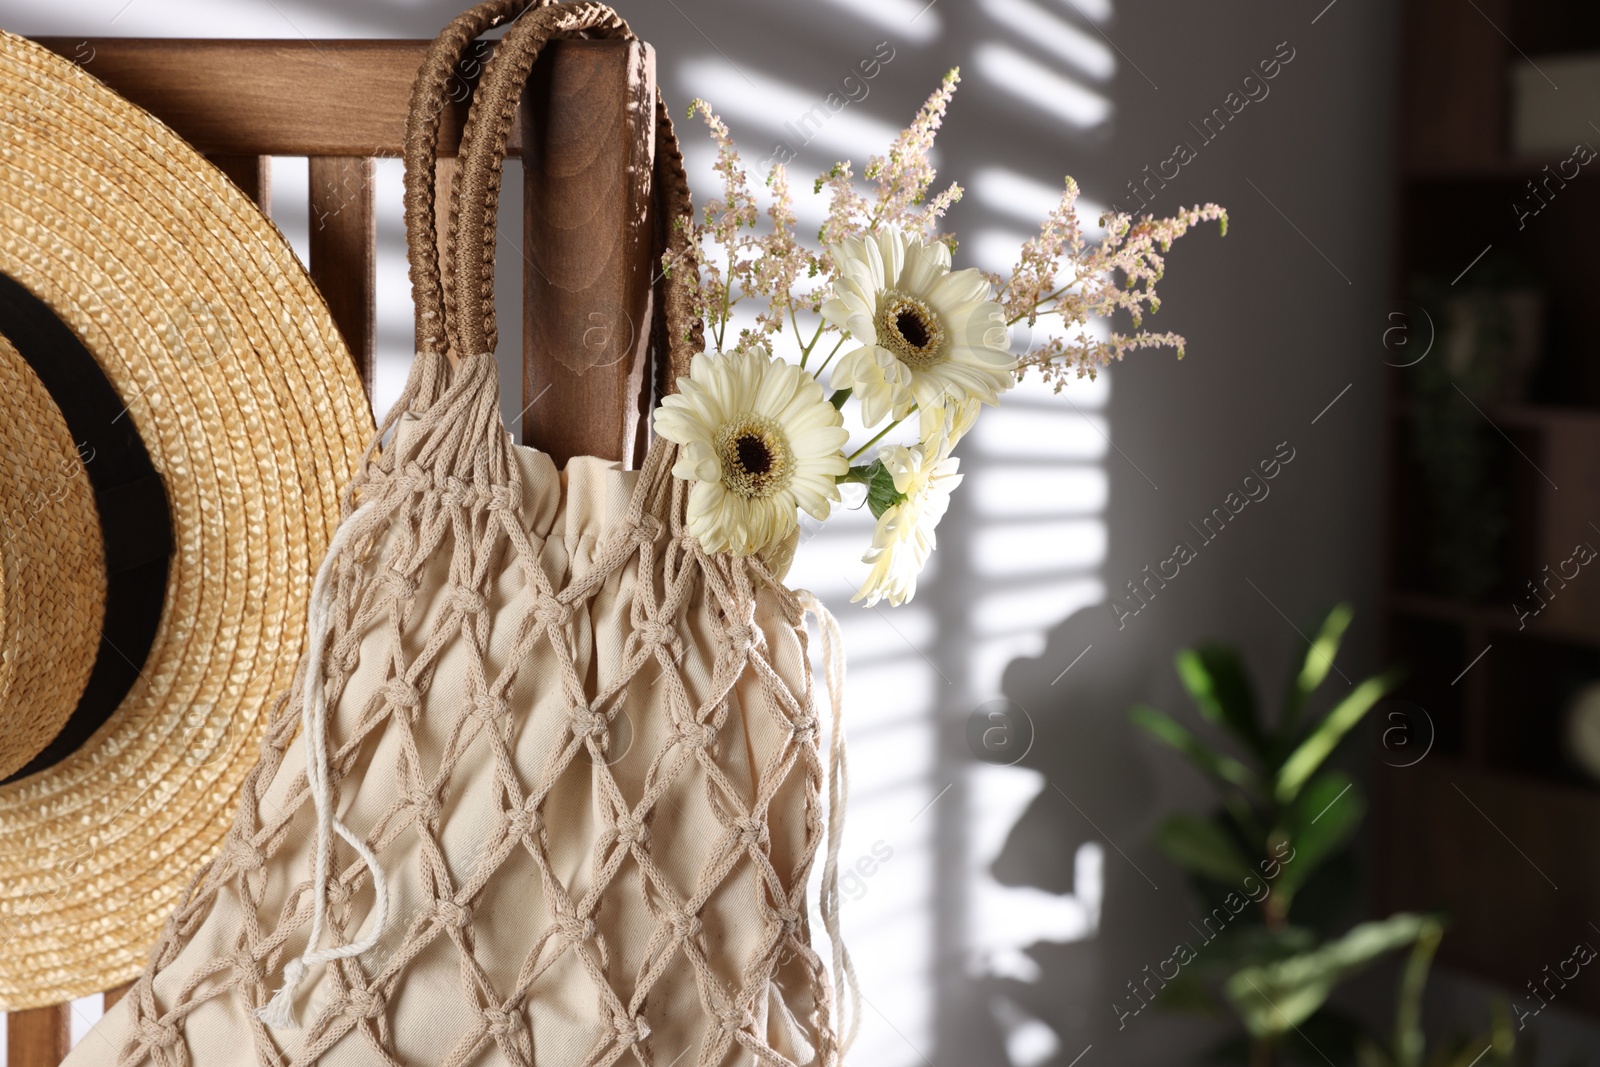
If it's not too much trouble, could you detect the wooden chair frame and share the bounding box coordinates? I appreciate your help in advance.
[9,34,658,1066]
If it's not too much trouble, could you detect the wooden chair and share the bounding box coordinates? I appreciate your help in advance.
[10,33,659,1067]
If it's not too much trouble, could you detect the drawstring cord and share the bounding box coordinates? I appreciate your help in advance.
[797,590,860,1058]
[256,503,390,1029]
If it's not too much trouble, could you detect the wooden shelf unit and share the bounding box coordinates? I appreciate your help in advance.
[1378,0,1600,1018]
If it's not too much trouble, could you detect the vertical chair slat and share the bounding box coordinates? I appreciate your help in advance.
[519,40,656,465]
[207,154,271,212]
[102,982,132,1010]
[7,1003,71,1067]
[434,155,457,268]
[308,156,378,397]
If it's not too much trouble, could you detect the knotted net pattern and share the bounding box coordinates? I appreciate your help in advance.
[113,4,848,1066]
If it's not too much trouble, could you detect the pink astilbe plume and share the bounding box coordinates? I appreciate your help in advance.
[1003,177,1228,389]
[683,101,755,349]
[820,68,965,249]
[684,100,824,350]
[680,71,1224,388]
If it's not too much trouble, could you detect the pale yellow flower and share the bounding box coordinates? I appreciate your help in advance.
[655,348,849,556]
[852,402,976,607]
[822,225,1016,427]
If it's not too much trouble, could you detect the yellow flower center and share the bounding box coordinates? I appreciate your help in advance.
[877,290,946,369]
[716,414,792,499]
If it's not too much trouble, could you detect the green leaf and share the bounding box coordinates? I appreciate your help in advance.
[1392,918,1444,1067]
[1185,925,1320,977]
[1275,671,1398,804]
[839,464,876,485]
[1482,1000,1517,1067]
[1275,771,1365,898]
[864,461,904,519]
[1298,603,1353,697]
[1154,813,1254,883]
[1177,644,1266,757]
[1224,913,1435,1039]
[1281,605,1354,743]
[1131,705,1259,794]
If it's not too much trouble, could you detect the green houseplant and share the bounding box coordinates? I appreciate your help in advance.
[1129,604,1526,1066]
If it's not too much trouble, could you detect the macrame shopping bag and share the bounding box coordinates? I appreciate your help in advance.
[62,4,856,1065]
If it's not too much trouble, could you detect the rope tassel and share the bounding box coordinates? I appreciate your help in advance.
[255,958,309,1029]
[797,590,859,1057]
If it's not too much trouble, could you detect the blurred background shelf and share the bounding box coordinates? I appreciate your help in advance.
[1375,758,1600,1016]
[1401,157,1599,182]
[1486,404,1600,431]
[1383,0,1600,1021]
[1390,590,1600,650]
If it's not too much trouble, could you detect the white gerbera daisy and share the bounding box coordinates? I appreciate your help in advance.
[852,400,978,607]
[822,225,1016,427]
[655,348,850,557]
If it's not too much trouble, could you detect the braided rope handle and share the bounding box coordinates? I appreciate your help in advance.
[400,1,700,399]
[402,0,545,357]
[446,1,701,391]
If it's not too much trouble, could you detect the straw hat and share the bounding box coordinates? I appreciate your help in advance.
[0,30,373,1009]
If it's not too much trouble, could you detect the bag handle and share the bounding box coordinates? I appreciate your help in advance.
[403,0,551,357]
[446,1,702,394]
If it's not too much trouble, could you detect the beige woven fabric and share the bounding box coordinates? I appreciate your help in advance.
[65,4,848,1065]
[0,331,105,778]
[71,404,835,1067]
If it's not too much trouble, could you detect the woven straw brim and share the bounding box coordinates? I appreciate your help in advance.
[0,331,105,779]
[0,31,373,1009]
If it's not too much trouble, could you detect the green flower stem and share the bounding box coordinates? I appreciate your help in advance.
[797,315,825,367]
[847,412,911,463]
[829,387,852,410]
[812,336,847,377]
[712,284,733,350]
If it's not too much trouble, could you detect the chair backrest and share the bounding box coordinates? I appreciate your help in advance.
[7,34,656,1067]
